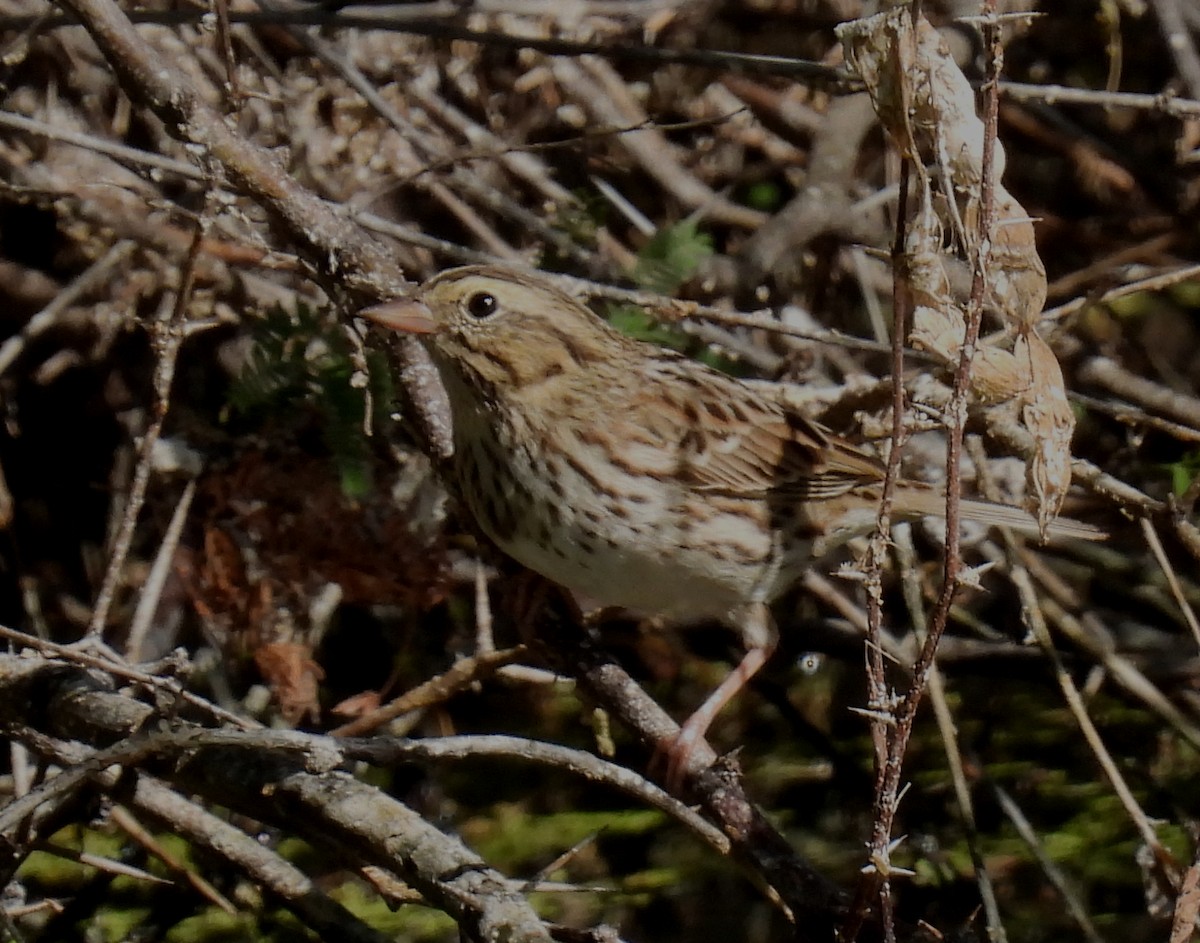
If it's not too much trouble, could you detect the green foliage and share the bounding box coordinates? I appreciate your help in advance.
[1164,450,1200,497]
[741,180,784,212]
[606,219,742,373]
[541,190,608,271]
[552,190,607,248]
[229,302,392,499]
[606,304,687,349]
[632,219,712,295]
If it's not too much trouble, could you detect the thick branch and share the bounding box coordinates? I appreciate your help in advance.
[0,655,552,942]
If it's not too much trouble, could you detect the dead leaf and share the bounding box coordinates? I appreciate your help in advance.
[254,641,325,726]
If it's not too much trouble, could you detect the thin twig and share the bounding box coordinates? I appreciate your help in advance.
[1011,564,1179,894]
[1151,0,1200,99]
[0,623,257,730]
[50,0,461,459]
[86,224,201,641]
[850,10,1006,941]
[347,734,730,854]
[1036,597,1200,752]
[1041,262,1200,321]
[19,5,1200,118]
[0,110,206,180]
[109,805,235,913]
[989,781,1107,943]
[893,525,1007,943]
[0,239,135,377]
[328,647,525,737]
[125,479,197,661]
[1140,517,1200,649]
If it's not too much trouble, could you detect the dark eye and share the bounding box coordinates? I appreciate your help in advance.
[465,291,498,319]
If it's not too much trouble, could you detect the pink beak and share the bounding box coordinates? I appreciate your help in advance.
[357,298,439,335]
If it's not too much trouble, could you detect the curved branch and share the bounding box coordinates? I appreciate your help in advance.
[0,654,553,942]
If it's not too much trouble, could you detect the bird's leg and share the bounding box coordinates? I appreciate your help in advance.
[663,602,778,789]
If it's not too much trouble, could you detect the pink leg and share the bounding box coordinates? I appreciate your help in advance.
[664,604,779,789]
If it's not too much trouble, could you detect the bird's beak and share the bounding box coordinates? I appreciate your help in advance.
[357,298,439,335]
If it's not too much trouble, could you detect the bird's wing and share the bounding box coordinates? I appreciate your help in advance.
[630,359,886,500]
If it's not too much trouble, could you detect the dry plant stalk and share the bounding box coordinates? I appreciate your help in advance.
[838,10,1073,533]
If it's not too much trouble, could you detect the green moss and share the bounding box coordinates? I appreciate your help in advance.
[464,805,665,869]
[332,879,457,939]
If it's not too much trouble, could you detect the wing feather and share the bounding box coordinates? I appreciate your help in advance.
[627,358,885,500]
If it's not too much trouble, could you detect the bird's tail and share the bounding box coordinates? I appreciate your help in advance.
[889,487,1107,542]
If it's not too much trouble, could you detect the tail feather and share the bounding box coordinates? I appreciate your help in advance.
[889,487,1106,542]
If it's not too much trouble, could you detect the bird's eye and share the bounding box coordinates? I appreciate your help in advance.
[465,291,498,319]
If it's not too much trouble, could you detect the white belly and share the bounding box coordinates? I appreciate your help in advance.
[457,434,789,624]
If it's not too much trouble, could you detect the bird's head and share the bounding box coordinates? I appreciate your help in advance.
[359,266,625,399]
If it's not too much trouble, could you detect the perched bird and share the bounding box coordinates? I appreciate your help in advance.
[360,265,1100,779]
